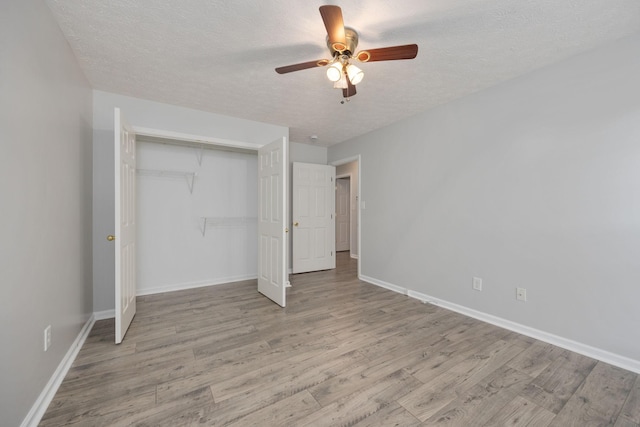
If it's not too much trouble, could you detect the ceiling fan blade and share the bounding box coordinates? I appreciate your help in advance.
[275,59,329,74]
[343,78,356,98]
[355,44,418,62]
[319,5,347,52]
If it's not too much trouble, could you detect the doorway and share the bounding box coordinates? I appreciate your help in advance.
[114,115,290,341]
[335,177,350,252]
[331,156,361,277]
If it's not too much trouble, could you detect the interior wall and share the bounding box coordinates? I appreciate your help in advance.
[336,161,359,258]
[136,142,258,295]
[328,34,640,362]
[0,1,94,426]
[93,90,288,312]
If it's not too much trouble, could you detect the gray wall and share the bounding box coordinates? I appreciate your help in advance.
[0,1,94,425]
[328,34,640,362]
[93,91,289,312]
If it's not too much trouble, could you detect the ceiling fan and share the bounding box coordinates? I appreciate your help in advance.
[275,5,418,100]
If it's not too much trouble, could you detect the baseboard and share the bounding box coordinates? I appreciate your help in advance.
[93,309,115,320]
[350,253,359,259]
[20,314,96,427]
[359,275,408,295]
[359,276,640,375]
[136,274,258,296]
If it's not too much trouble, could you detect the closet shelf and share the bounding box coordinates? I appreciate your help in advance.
[200,216,258,236]
[136,169,196,193]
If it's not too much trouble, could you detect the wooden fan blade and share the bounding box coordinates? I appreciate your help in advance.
[275,59,329,74]
[356,44,418,62]
[319,5,347,52]
[343,77,356,98]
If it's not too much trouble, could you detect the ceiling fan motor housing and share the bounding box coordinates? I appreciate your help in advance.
[328,27,359,57]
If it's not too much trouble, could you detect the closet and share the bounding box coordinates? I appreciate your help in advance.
[135,136,258,295]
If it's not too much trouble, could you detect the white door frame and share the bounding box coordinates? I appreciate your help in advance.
[118,124,288,290]
[330,155,362,278]
[335,174,352,252]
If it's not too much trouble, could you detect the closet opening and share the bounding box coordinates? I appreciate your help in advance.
[135,135,259,296]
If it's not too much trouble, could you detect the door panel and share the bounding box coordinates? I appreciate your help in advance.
[258,137,288,307]
[336,178,350,252]
[292,163,335,274]
[114,108,136,344]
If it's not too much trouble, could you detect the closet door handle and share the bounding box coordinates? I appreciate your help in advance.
[107,235,116,241]
[294,222,299,227]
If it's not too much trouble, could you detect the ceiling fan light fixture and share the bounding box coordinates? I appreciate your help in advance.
[333,73,348,89]
[346,64,364,85]
[326,62,342,82]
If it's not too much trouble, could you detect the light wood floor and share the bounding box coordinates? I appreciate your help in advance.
[41,253,640,426]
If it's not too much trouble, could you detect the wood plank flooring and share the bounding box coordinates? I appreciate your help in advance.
[41,253,640,426]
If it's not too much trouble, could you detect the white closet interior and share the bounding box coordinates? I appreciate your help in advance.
[135,136,258,295]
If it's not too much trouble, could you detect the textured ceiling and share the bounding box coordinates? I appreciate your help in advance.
[46,0,640,146]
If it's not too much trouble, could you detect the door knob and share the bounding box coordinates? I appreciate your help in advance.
[107,235,116,241]
[294,222,299,226]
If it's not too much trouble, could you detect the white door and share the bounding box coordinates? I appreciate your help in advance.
[114,108,137,344]
[336,178,350,252]
[258,137,288,307]
[292,163,336,274]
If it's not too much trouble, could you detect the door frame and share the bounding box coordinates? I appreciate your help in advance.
[121,125,288,293]
[335,174,352,253]
[330,155,362,279]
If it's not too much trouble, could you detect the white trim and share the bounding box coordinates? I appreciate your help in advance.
[359,275,408,296]
[350,254,359,259]
[20,314,96,427]
[359,276,640,375]
[132,126,264,151]
[335,174,352,253]
[330,155,360,167]
[136,274,258,296]
[94,309,115,320]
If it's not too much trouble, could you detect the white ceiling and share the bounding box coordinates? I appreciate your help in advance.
[45,0,640,146]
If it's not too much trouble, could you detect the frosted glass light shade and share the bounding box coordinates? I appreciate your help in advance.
[333,74,348,89]
[326,63,342,82]
[346,64,364,85]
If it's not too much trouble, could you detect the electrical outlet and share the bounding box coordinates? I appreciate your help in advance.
[516,288,527,302]
[472,277,482,291]
[44,325,52,351]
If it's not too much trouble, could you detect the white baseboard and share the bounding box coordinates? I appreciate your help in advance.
[136,274,258,296]
[359,275,408,295]
[20,314,96,427]
[93,309,115,320]
[359,276,640,375]
[350,253,359,259]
